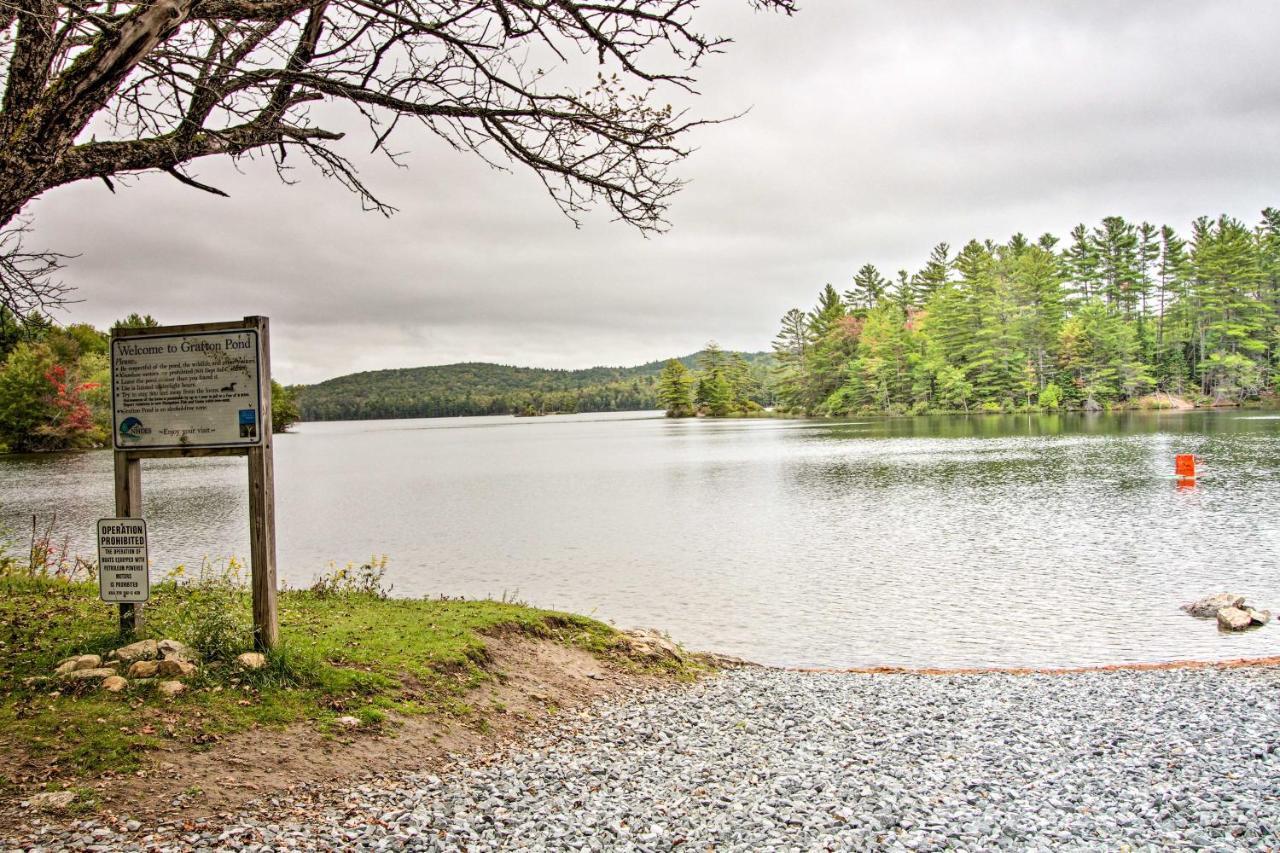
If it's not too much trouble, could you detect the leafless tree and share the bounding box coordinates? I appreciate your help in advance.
[0,0,794,314]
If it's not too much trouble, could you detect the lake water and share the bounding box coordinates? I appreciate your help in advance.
[2,410,1278,669]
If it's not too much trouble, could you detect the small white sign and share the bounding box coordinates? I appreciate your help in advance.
[111,328,263,450]
[97,518,150,603]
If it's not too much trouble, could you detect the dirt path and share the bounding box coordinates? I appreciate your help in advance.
[0,636,677,836]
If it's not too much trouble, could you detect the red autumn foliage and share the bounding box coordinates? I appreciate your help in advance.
[43,365,97,439]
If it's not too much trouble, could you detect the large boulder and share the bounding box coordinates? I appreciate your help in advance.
[1182,594,1246,618]
[110,639,159,663]
[1217,607,1254,631]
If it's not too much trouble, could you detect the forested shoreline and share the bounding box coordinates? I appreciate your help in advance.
[760,209,1279,416]
[295,353,774,421]
[3,207,1277,449]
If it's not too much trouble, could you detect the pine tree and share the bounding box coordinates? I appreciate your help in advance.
[1066,224,1099,301]
[771,308,809,410]
[912,243,952,304]
[1191,215,1272,400]
[657,359,695,417]
[1092,216,1139,314]
[1155,225,1191,388]
[844,265,889,313]
[1009,243,1067,390]
[1057,303,1153,405]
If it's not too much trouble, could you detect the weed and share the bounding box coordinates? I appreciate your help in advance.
[310,556,392,598]
[0,513,96,582]
[163,559,253,661]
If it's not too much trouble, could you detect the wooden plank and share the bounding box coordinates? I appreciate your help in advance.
[112,318,263,338]
[113,451,145,638]
[247,317,279,650]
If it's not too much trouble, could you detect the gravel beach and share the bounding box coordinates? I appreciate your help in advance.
[13,665,1280,851]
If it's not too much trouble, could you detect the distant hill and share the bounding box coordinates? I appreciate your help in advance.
[294,351,774,421]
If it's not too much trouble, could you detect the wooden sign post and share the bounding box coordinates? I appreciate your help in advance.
[108,316,279,649]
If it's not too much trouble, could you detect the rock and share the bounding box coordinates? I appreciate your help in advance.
[156,659,198,678]
[128,660,161,678]
[1182,594,1246,618]
[336,715,362,728]
[110,639,159,663]
[236,652,267,671]
[158,639,200,663]
[53,658,80,676]
[102,675,128,693]
[622,628,684,662]
[1246,608,1271,626]
[62,667,118,681]
[1217,607,1253,631]
[27,790,76,811]
[156,680,186,698]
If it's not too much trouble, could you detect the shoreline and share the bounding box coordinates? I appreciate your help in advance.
[787,652,1280,677]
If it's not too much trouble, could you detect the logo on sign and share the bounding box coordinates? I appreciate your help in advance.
[118,416,149,442]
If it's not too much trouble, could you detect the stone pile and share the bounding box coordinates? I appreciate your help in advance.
[1181,593,1271,631]
[47,638,202,696]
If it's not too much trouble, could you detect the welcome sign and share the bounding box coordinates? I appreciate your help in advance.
[111,328,264,450]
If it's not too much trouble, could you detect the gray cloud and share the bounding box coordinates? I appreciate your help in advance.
[29,0,1280,383]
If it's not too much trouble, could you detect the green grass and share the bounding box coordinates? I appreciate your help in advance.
[0,575,644,786]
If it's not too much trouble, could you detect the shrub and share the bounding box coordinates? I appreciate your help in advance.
[1038,383,1063,410]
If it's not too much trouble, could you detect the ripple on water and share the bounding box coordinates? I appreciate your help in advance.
[1,410,1277,668]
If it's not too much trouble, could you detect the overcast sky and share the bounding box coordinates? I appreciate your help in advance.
[28,0,1280,385]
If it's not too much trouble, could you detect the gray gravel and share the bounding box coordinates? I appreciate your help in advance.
[12,666,1280,851]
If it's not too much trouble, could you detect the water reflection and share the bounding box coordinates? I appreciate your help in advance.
[1,409,1277,668]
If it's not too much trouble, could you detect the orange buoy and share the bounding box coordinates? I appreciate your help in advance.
[1175,453,1196,479]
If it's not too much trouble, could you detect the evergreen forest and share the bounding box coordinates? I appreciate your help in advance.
[768,209,1280,416]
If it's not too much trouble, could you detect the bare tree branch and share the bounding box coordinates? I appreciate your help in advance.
[0,0,797,308]
[0,219,75,314]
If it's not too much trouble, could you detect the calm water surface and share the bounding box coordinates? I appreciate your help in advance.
[2,410,1278,668]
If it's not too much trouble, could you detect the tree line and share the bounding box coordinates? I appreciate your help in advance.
[296,354,774,421]
[0,311,299,453]
[767,209,1280,416]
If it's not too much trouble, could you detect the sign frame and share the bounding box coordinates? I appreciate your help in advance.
[96,517,150,604]
[108,317,278,649]
[110,325,265,451]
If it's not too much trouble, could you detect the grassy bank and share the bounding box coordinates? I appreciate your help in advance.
[0,570,682,803]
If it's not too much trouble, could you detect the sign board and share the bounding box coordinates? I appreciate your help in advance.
[111,328,263,450]
[97,518,150,603]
